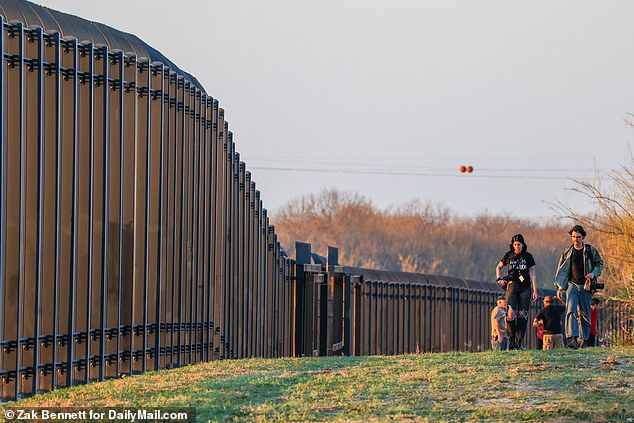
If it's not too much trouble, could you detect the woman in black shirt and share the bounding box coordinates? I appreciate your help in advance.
[496,234,538,350]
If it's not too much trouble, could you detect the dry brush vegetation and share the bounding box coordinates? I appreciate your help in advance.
[551,152,634,302]
[272,176,633,301]
[271,189,569,291]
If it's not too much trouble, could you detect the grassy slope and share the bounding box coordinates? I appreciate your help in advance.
[3,346,633,422]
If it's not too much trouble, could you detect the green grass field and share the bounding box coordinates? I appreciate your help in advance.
[3,346,633,422]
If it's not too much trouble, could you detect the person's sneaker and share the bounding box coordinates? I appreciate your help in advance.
[568,340,580,349]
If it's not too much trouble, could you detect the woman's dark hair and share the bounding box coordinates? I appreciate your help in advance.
[509,233,527,253]
[568,225,586,238]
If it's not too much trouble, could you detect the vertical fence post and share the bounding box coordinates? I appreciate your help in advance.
[96,43,108,383]
[142,58,151,374]
[155,62,166,371]
[294,242,310,356]
[84,40,94,384]
[15,20,24,400]
[343,273,362,356]
[33,25,44,395]
[0,16,5,399]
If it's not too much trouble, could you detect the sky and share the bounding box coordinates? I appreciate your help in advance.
[26,1,634,219]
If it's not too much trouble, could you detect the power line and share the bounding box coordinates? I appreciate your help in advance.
[248,165,609,181]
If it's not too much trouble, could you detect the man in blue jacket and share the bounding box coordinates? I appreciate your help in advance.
[555,225,603,349]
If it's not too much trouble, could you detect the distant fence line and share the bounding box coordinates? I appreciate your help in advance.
[293,243,632,358]
[294,243,521,356]
[1,7,633,403]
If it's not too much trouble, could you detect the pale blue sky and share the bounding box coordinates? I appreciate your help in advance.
[28,1,634,218]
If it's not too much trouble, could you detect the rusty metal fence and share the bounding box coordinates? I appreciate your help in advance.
[0,15,296,401]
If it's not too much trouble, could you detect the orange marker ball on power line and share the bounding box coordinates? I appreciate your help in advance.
[466,166,473,173]
[459,165,466,173]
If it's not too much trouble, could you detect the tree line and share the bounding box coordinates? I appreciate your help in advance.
[271,189,571,291]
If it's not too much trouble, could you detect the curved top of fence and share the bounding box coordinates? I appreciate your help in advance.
[0,0,205,91]
[343,265,501,291]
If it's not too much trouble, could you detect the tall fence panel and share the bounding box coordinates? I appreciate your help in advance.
[0,17,295,402]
